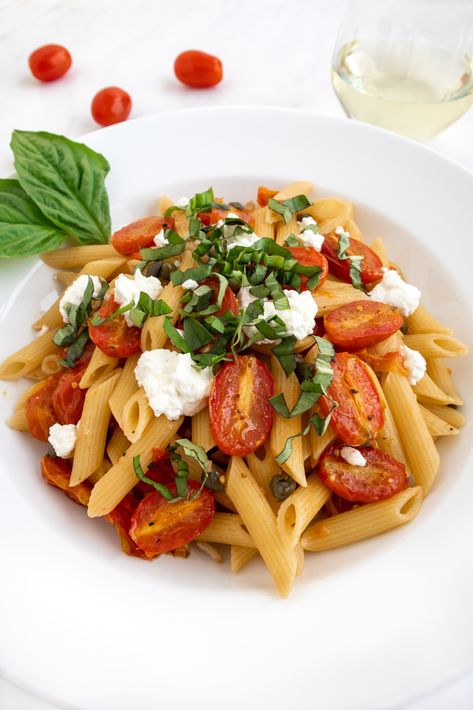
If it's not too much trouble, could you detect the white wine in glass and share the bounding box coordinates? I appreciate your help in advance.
[331,1,473,140]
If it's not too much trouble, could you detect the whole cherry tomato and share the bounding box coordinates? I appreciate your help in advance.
[28,44,72,82]
[322,232,383,285]
[324,300,403,350]
[257,186,278,207]
[52,367,86,424]
[209,355,275,456]
[91,87,132,127]
[319,444,408,503]
[320,352,384,446]
[287,246,328,291]
[129,480,215,556]
[26,376,60,441]
[88,297,141,358]
[111,216,176,255]
[174,50,223,88]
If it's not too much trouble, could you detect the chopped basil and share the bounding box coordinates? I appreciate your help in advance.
[168,439,214,500]
[171,264,213,286]
[140,229,185,261]
[163,316,191,353]
[284,234,300,247]
[133,454,175,501]
[58,330,90,368]
[90,300,134,327]
[337,232,364,290]
[268,195,313,224]
[183,317,214,351]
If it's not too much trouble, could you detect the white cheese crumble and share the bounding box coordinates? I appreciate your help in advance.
[227,233,261,250]
[36,324,49,337]
[238,287,318,341]
[335,225,350,238]
[298,216,325,251]
[400,344,427,385]
[176,196,190,207]
[216,211,260,249]
[135,350,213,420]
[114,271,163,326]
[340,446,367,467]
[59,275,102,323]
[182,279,199,290]
[153,230,169,247]
[369,267,421,317]
[48,422,79,458]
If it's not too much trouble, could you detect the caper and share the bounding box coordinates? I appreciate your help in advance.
[159,261,177,282]
[270,473,297,501]
[203,469,226,492]
[145,260,162,278]
[229,201,244,211]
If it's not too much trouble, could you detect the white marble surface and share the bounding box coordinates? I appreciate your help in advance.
[0,0,472,708]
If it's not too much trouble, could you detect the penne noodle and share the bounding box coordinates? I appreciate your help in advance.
[301,486,423,551]
[79,348,118,390]
[108,353,140,431]
[88,458,112,485]
[426,359,463,405]
[158,195,174,214]
[70,370,121,485]
[413,372,456,406]
[277,474,331,548]
[419,404,458,437]
[197,512,254,547]
[54,271,77,288]
[122,387,153,443]
[191,407,216,452]
[231,545,258,572]
[309,426,336,468]
[253,207,274,238]
[406,305,453,336]
[423,403,465,430]
[275,216,298,246]
[0,328,57,380]
[303,196,353,234]
[41,244,121,270]
[106,426,131,464]
[7,408,29,431]
[314,280,370,316]
[402,333,468,359]
[269,355,306,487]
[40,352,63,376]
[343,218,363,242]
[246,444,281,514]
[369,238,389,267]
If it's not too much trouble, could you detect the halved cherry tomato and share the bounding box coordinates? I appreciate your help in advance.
[198,207,255,228]
[129,480,215,556]
[111,216,176,255]
[320,352,384,446]
[327,494,360,515]
[354,349,408,376]
[321,232,383,284]
[26,376,60,441]
[324,300,403,350]
[202,275,239,317]
[88,297,141,358]
[41,456,91,506]
[52,368,86,425]
[91,86,132,127]
[174,50,223,88]
[287,246,328,291]
[134,448,176,498]
[209,355,275,456]
[106,493,148,558]
[319,444,408,503]
[257,186,278,206]
[313,317,325,337]
[28,44,72,82]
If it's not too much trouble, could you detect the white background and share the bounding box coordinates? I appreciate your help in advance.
[0,1,472,708]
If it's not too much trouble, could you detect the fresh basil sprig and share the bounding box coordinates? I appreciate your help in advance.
[268,194,313,224]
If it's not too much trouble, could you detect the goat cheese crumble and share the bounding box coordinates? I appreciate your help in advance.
[400,344,427,385]
[298,216,324,251]
[369,267,421,317]
[153,230,169,247]
[135,349,213,420]
[182,279,199,290]
[176,196,190,207]
[114,270,163,326]
[48,422,79,458]
[340,446,367,467]
[238,286,318,341]
[59,275,102,323]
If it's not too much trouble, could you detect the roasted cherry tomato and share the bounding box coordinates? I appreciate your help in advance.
[135,448,176,498]
[106,493,148,558]
[202,275,239,317]
[288,246,328,291]
[26,376,60,441]
[52,368,86,425]
[174,50,223,88]
[319,445,408,503]
[129,480,215,556]
[209,355,275,456]
[257,186,278,206]
[321,232,383,285]
[91,86,132,127]
[354,349,408,376]
[88,297,141,358]
[111,216,176,255]
[41,456,91,506]
[320,352,384,446]
[28,44,72,82]
[313,316,325,337]
[324,300,403,350]
[198,207,255,228]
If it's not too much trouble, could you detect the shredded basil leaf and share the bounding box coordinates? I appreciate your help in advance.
[268,195,313,224]
[133,454,175,501]
[337,231,364,290]
[163,317,190,353]
[58,330,90,368]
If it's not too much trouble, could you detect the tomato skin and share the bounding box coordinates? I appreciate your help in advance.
[40,456,91,506]
[106,493,149,558]
[198,207,255,228]
[174,50,223,88]
[202,275,239,317]
[257,186,278,207]
[26,376,60,441]
[354,349,408,376]
[287,246,328,290]
[111,216,175,255]
[320,352,384,446]
[134,448,176,498]
[88,297,141,358]
[52,368,86,425]
[321,232,383,285]
[91,86,132,127]
[209,355,275,456]
[129,480,215,556]
[324,300,403,350]
[319,445,408,503]
[28,44,72,82]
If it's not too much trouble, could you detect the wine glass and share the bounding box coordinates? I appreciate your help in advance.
[331,0,473,140]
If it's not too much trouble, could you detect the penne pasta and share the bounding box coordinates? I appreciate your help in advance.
[7,408,29,431]
[369,237,389,267]
[277,474,331,548]
[413,372,456,406]
[419,404,458,437]
[402,333,468,359]
[275,216,298,246]
[197,512,254,547]
[406,305,453,335]
[266,181,313,223]
[41,244,122,270]
[122,387,153,443]
[314,279,370,315]
[231,545,258,572]
[423,403,465,430]
[253,207,275,238]
[303,196,353,234]
[191,407,216,452]
[426,359,463,405]
[0,328,57,380]
[246,444,281,514]
[79,348,118,390]
[108,353,140,432]
[107,426,131,464]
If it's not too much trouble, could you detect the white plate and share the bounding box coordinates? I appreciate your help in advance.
[0,107,472,710]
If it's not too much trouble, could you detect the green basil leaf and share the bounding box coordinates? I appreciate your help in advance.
[163,317,190,353]
[336,231,365,291]
[268,198,292,224]
[268,195,312,224]
[188,188,214,214]
[171,264,213,286]
[275,410,332,465]
[90,300,133,326]
[53,323,76,347]
[133,454,175,501]
[11,130,111,245]
[0,179,66,258]
[58,330,90,368]
[272,336,297,375]
[172,439,213,473]
[284,234,300,247]
[183,317,214,351]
